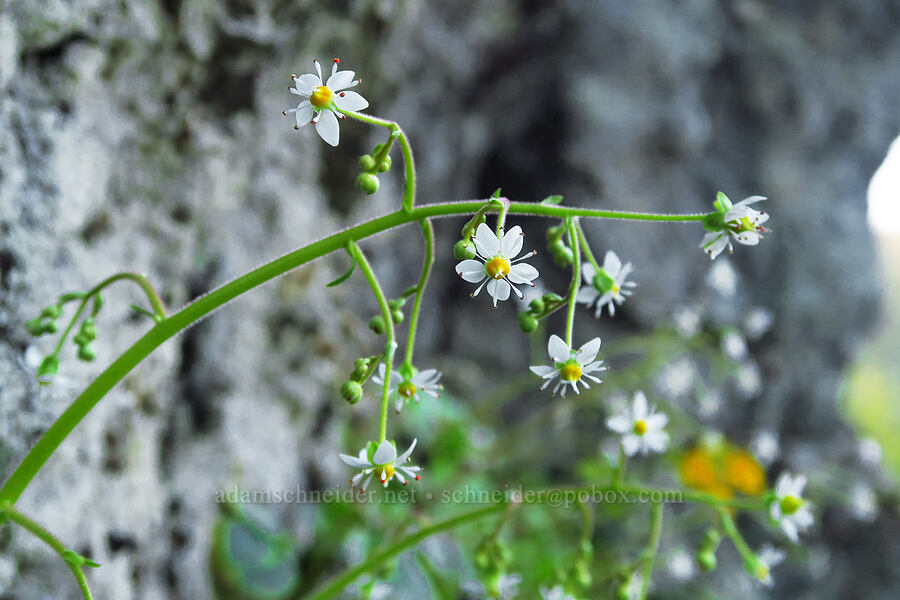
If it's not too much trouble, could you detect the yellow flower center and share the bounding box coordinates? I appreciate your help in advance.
[633,420,648,435]
[486,256,510,279]
[398,381,417,398]
[560,363,582,382]
[381,463,395,481]
[310,85,333,108]
[754,563,770,582]
[734,216,756,232]
[780,495,802,515]
[611,283,621,295]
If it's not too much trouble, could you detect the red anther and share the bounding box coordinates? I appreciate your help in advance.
[403,480,408,486]
[340,92,345,97]
[334,58,340,63]
[293,125,299,130]
[349,479,353,484]
[282,110,287,116]
[415,475,420,481]
[291,74,298,80]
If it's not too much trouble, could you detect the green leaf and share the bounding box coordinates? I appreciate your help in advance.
[130,304,157,320]
[540,194,564,206]
[327,261,356,287]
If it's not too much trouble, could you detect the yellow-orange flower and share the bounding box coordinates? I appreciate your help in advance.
[679,442,766,499]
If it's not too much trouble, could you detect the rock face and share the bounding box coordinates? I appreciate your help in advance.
[1,1,898,599]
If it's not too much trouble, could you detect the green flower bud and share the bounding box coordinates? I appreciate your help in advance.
[350,365,368,381]
[354,357,370,370]
[377,155,391,173]
[553,246,574,267]
[359,154,376,172]
[340,380,363,404]
[37,356,59,378]
[25,318,46,336]
[80,318,97,341]
[548,238,566,255]
[697,549,717,572]
[615,579,633,600]
[355,173,380,195]
[40,305,63,319]
[368,316,386,335]
[542,292,564,304]
[388,297,407,310]
[574,560,592,587]
[701,527,722,549]
[391,309,404,324]
[545,225,563,241]
[454,239,477,260]
[517,311,538,333]
[528,298,545,315]
[77,344,96,362]
[73,332,89,346]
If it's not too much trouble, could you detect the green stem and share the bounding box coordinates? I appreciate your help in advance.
[0,201,708,507]
[495,197,510,234]
[575,219,602,275]
[339,109,416,213]
[303,503,508,600]
[564,218,581,347]
[348,241,395,443]
[403,219,434,367]
[638,502,663,600]
[2,507,93,599]
[717,507,755,562]
[50,272,166,359]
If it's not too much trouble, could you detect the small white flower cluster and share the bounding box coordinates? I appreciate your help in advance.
[285,58,368,146]
[700,192,770,260]
[339,439,421,492]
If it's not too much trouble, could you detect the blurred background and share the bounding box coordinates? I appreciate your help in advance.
[1,1,899,598]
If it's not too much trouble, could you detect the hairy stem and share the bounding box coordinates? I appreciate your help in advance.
[575,219,602,275]
[2,507,93,599]
[349,240,395,442]
[638,502,663,600]
[302,503,508,600]
[0,200,708,507]
[403,219,435,367]
[565,217,581,346]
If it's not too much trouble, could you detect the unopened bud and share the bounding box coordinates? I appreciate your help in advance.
[697,549,717,572]
[377,155,391,173]
[553,246,574,267]
[391,309,404,324]
[77,344,96,362]
[359,154,376,172]
[40,305,63,319]
[517,311,538,333]
[454,240,476,260]
[368,316,386,335]
[355,173,380,195]
[340,380,363,404]
[529,298,545,314]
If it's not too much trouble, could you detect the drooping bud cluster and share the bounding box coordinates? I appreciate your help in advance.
[517,292,565,333]
[356,140,394,195]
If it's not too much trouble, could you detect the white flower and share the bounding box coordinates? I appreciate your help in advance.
[529,335,606,396]
[606,391,669,456]
[770,472,814,543]
[338,438,420,491]
[456,223,539,307]
[700,194,770,259]
[371,364,442,413]
[285,58,368,146]
[576,251,636,317]
[751,544,786,587]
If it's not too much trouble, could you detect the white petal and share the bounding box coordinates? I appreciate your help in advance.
[314,109,340,146]
[396,438,417,463]
[327,69,356,90]
[775,473,795,498]
[530,365,557,378]
[644,432,669,453]
[780,518,799,543]
[645,412,668,431]
[575,337,602,365]
[294,73,320,95]
[581,262,596,285]
[373,440,396,465]
[293,102,313,127]
[794,506,814,529]
[603,250,622,276]
[701,232,729,259]
[333,90,369,112]
[473,223,500,257]
[500,225,524,258]
[583,360,606,374]
[371,363,387,385]
[547,335,570,363]
[606,415,631,434]
[621,435,641,457]
[456,259,487,282]
[632,391,649,420]
[576,286,599,304]
[487,278,511,305]
[508,262,538,284]
[339,453,370,468]
[734,231,760,246]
